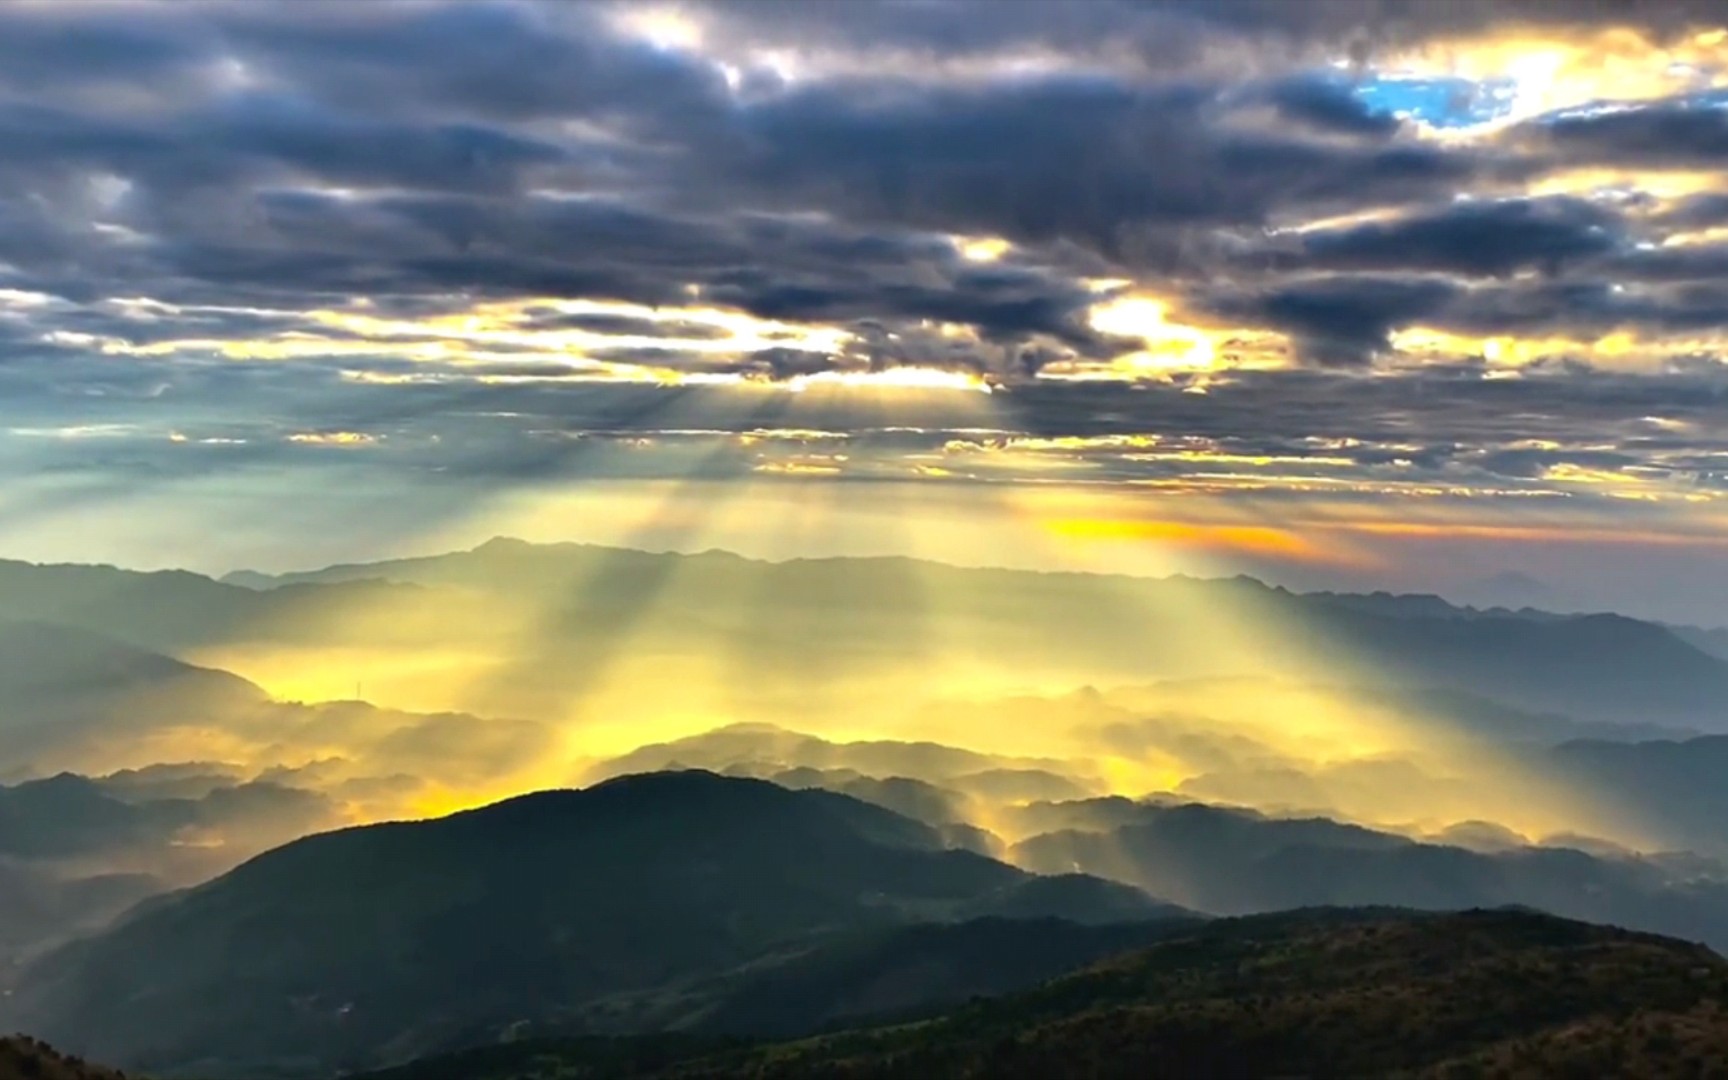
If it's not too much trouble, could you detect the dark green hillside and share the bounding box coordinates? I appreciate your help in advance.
[359,908,1728,1080]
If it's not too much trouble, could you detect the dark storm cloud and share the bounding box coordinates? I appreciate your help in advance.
[515,312,733,340]
[1446,280,1728,337]
[716,75,1485,268]
[702,0,1725,71]
[1612,244,1728,284]
[216,1,732,127]
[0,4,215,93]
[1261,75,1404,137]
[1196,276,1459,365]
[0,0,1500,338]
[0,94,570,199]
[1530,95,1728,168]
[1290,197,1623,277]
[3,171,1114,366]
[1656,193,1728,232]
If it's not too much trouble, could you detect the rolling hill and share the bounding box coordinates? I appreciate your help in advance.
[2,772,1176,1076]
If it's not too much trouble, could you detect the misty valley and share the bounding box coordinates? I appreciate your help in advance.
[5,541,1728,1076]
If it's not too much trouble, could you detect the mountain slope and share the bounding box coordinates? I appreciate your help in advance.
[0,620,266,717]
[1551,736,1728,858]
[357,908,1728,1080]
[416,915,1203,1054]
[0,861,161,980]
[5,772,1171,1076]
[1310,609,1728,727]
[0,620,269,774]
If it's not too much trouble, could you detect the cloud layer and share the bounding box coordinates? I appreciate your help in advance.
[0,0,1726,594]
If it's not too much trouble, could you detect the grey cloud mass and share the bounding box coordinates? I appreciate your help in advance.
[0,0,1725,588]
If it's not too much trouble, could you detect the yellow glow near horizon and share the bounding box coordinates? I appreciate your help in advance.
[1043,516,1353,567]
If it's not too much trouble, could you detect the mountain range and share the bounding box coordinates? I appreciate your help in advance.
[4,540,1728,1076]
[2,539,1727,729]
[12,766,1728,1077]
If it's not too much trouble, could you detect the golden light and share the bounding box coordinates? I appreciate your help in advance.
[1042,517,1342,566]
[1392,324,1728,372]
[1086,294,1218,373]
[954,235,1012,262]
[613,7,705,52]
[781,367,993,394]
[1385,25,1728,137]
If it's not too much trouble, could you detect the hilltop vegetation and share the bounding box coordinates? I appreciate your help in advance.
[0,1036,127,1080]
[357,909,1728,1080]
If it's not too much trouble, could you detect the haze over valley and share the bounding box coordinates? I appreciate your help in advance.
[2,540,1728,1074]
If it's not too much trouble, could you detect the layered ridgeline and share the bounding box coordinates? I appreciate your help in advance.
[5,542,1728,1074]
[351,909,1728,1080]
[0,619,268,770]
[15,770,1728,1077]
[2,772,1187,1076]
[0,540,1726,728]
[225,538,1728,728]
[601,726,1728,951]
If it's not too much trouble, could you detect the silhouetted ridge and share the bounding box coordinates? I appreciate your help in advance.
[4,772,1170,1076]
[0,1035,127,1080]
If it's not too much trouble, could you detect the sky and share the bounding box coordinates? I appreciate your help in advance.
[3,0,1728,621]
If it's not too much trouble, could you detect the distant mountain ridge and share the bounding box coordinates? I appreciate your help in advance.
[0,620,271,776]
[198,538,1728,729]
[1008,797,1728,949]
[219,538,1594,627]
[3,544,1726,776]
[223,537,1691,634]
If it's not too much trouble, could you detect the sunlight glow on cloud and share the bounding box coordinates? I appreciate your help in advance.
[782,367,994,394]
[1366,26,1728,135]
[1084,295,1222,375]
